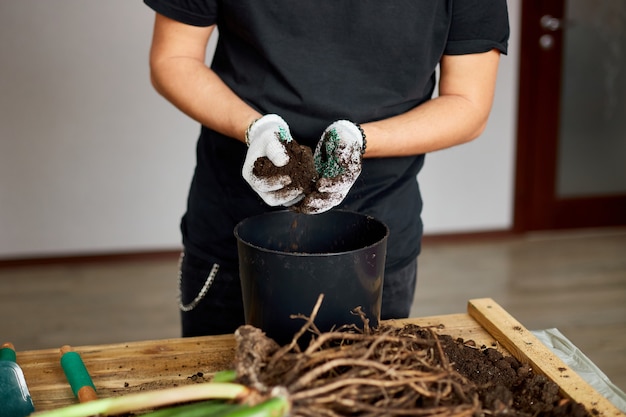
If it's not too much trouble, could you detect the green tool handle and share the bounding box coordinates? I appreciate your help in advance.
[60,351,97,398]
[1,342,17,362]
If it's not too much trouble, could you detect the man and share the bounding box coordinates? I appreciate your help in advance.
[144,1,509,336]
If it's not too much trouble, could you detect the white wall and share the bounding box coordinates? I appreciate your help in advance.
[421,1,520,234]
[0,1,520,259]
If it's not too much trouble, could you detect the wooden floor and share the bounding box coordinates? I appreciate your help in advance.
[1,227,625,392]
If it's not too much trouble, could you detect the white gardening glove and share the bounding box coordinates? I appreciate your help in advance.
[299,120,365,214]
[242,114,304,206]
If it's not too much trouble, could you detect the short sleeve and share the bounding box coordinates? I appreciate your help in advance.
[143,0,218,27]
[445,0,509,55]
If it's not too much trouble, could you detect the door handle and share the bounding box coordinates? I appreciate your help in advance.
[540,15,563,31]
[539,15,564,50]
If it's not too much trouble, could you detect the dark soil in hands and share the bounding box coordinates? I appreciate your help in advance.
[253,139,341,213]
[253,140,319,200]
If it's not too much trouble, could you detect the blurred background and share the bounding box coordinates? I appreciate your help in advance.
[0,0,624,395]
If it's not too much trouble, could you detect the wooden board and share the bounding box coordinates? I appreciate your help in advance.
[18,334,236,411]
[16,298,624,416]
[19,313,494,412]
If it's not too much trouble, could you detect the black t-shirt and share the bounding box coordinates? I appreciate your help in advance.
[144,0,509,271]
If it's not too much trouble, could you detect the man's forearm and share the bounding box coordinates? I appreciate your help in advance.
[361,93,491,158]
[361,50,500,158]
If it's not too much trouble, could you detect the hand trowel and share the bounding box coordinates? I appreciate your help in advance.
[0,343,35,417]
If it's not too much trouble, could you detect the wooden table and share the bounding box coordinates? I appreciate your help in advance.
[16,299,624,416]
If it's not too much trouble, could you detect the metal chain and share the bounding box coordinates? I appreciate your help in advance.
[177,251,220,312]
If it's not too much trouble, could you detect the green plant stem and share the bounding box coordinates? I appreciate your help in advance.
[139,400,240,417]
[212,369,237,383]
[32,383,251,417]
[219,396,290,417]
[138,396,290,417]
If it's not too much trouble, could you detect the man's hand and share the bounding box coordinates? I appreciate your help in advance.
[242,114,304,206]
[299,120,365,214]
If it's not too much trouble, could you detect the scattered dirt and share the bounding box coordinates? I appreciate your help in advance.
[232,301,594,417]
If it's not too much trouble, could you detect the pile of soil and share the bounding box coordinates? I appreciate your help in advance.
[232,316,593,417]
[438,331,591,417]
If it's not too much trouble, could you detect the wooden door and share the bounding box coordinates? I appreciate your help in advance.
[514,0,626,232]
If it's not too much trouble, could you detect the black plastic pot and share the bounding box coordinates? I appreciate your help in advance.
[234,210,389,346]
